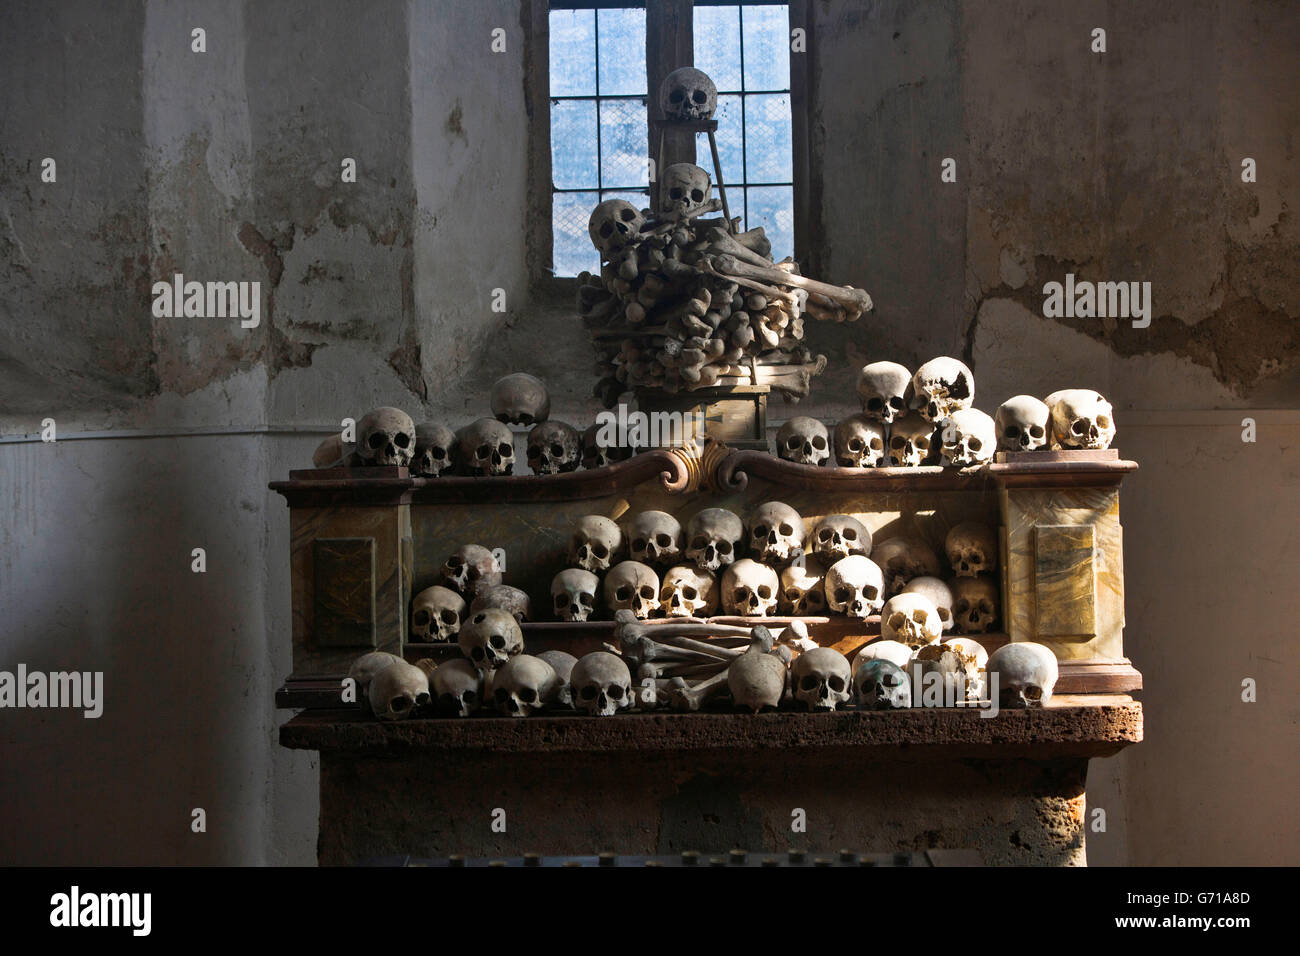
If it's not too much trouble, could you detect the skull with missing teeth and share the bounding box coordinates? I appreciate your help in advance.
[527,420,581,475]
[431,658,482,717]
[551,568,599,623]
[940,408,996,467]
[912,357,975,424]
[569,515,623,573]
[356,407,416,467]
[458,418,515,476]
[880,593,943,649]
[493,655,559,717]
[1045,389,1116,449]
[888,413,936,467]
[776,416,830,466]
[571,651,634,716]
[367,659,431,720]
[604,561,660,620]
[791,647,853,712]
[411,585,466,642]
[458,608,525,674]
[491,373,550,427]
[657,163,712,221]
[412,423,457,476]
[856,362,912,424]
[722,559,780,617]
[660,565,718,618]
[812,514,871,563]
[441,544,502,597]
[582,423,635,469]
[834,414,887,468]
[781,556,828,615]
[469,584,532,624]
[946,522,997,578]
[873,537,941,596]
[824,555,885,619]
[659,66,718,122]
[855,658,911,709]
[951,576,999,634]
[749,502,806,565]
[686,508,744,572]
[996,395,1050,452]
[901,576,955,633]
[588,199,645,259]
[627,510,683,566]
[988,642,1058,709]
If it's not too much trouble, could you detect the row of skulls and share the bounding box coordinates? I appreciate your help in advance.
[776,357,1117,468]
[312,374,643,476]
[552,506,1001,632]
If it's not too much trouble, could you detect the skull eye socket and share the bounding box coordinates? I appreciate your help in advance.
[471,647,485,660]
[367,433,386,449]
[632,537,648,553]
[691,535,708,549]
[592,543,609,558]
[690,188,704,202]
[413,609,431,626]
[938,608,951,622]
[967,437,982,451]
[655,533,672,548]
[828,676,845,693]
[867,398,883,411]
[848,438,863,451]
[1005,425,1021,438]
[1029,425,1045,438]
[578,592,593,605]
[476,443,490,458]
[670,187,684,200]
[834,587,852,603]
[864,585,879,600]
[527,444,541,459]
[979,600,995,614]
[394,432,411,448]
[441,608,458,625]
[669,89,685,103]
[390,696,410,712]
[473,613,486,624]
[550,442,565,457]
[619,208,637,222]
[888,613,906,630]
[1096,415,1111,428]
[1072,419,1087,434]
[640,586,655,599]
[954,599,970,614]
[778,522,793,536]
[786,436,801,450]
[615,585,632,601]
[785,588,800,601]
[682,586,697,600]
[430,445,447,459]
[518,687,537,704]
[912,610,928,623]
[754,523,769,539]
[799,675,819,692]
[498,442,513,457]
[554,593,568,609]
[580,685,598,700]
[869,437,883,450]
[599,222,615,238]
[757,586,772,600]
[818,529,833,542]
[691,89,708,104]
[732,588,748,603]
[717,540,732,554]
[489,634,505,649]
[843,528,857,541]
[889,397,904,410]
[1024,685,1043,700]
[608,685,625,700]
[462,690,476,703]
[812,436,827,450]
[890,436,907,449]
[495,687,510,703]
[916,437,931,450]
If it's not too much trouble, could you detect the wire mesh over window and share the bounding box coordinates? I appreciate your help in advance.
[549,6,649,278]
[693,4,793,261]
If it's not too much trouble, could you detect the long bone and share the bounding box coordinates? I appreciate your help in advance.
[668,670,732,711]
[704,227,774,270]
[637,659,730,680]
[710,254,872,318]
[699,257,803,310]
[646,199,725,235]
[620,635,730,665]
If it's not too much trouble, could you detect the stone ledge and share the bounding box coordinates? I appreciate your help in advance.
[282,695,1141,760]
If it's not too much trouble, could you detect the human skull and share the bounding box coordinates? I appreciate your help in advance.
[909,648,968,706]
[880,593,944,649]
[1046,389,1116,450]
[854,658,911,709]
[856,362,913,424]
[367,659,431,720]
[938,636,989,701]
[939,408,997,467]
[824,555,885,619]
[410,585,466,642]
[569,515,623,573]
[441,544,503,597]
[659,66,718,122]
[775,416,830,466]
[987,642,1058,709]
[748,501,806,564]
[995,395,1050,452]
[872,537,942,596]
[791,647,853,712]
[582,423,635,469]
[626,510,683,566]
[780,556,828,615]
[527,420,582,475]
[458,418,516,476]
[811,514,872,563]
[571,651,633,716]
[536,650,578,707]
[492,655,560,717]
[604,561,661,620]
[470,584,532,624]
[855,640,914,670]
[411,423,458,477]
[951,576,999,634]
[945,522,998,578]
[887,413,937,466]
[901,576,955,632]
[491,373,550,426]
[430,658,483,717]
[659,565,718,618]
[355,407,416,467]
[551,568,599,622]
[588,200,645,259]
[911,357,975,424]
[834,414,887,468]
[457,607,525,673]
[313,433,346,468]
[657,163,712,221]
[685,508,744,572]
[721,559,780,617]
[348,651,405,712]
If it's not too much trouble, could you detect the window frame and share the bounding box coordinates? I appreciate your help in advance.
[526,0,811,291]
